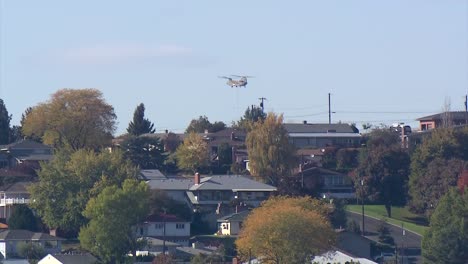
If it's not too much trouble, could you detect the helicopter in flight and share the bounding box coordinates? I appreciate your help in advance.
[219,75,254,88]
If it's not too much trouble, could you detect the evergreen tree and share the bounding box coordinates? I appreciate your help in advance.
[8,204,37,231]
[422,188,468,263]
[0,99,11,144]
[127,103,155,136]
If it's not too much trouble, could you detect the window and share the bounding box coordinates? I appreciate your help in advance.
[176,223,185,229]
[155,223,163,229]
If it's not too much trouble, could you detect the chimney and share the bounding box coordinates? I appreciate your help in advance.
[194,172,200,185]
[303,120,307,124]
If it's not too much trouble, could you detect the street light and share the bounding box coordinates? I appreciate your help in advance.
[361,179,365,236]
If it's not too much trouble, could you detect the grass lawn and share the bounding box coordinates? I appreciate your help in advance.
[346,205,429,236]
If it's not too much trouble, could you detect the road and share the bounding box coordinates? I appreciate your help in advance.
[347,211,422,264]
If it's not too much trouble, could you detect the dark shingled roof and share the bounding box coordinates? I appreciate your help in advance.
[0,181,32,193]
[217,210,250,222]
[0,230,64,241]
[417,111,468,121]
[0,139,51,151]
[284,123,359,134]
[145,213,188,223]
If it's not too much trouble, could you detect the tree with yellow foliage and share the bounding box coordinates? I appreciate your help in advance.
[175,132,210,173]
[22,88,116,150]
[236,196,336,264]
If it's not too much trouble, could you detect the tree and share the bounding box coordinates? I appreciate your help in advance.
[0,99,11,144]
[8,204,37,231]
[245,113,296,187]
[235,196,335,264]
[409,127,468,215]
[175,132,209,173]
[17,242,45,264]
[422,188,468,263]
[79,179,150,263]
[22,88,116,150]
[29,149,138,234]
[149,189,192,221]
[185,116,225,133]
[127,103,155,136]
[121,136,167,170]
[354,129,410,217]
[234,105,266,131]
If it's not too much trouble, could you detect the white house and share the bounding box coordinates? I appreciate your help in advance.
[0,182,32,219]
[0,230,64,259]
[217,210,249,236]
[136,213,191,246]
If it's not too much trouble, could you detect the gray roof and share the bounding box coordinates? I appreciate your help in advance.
[143,237,180,247]
[15,154,53,161]
[0,140,52,151]
[217,210,250,222]
[175,246,215,256]
[44,253,98,264]
[416,111,468,121]
[0,181,32,193]
[284,123,359,134]
[139,169,167,180]
[0,230,65,241]
[148,175,276,192]
[190,175,277,192]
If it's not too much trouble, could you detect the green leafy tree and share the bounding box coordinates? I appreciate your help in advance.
[0,98,11,144]
[79,179,150,263]
[29,149,138,234]
[22,88,116,150]
[17,242,45,263]
[422,188,468,263]
[121,136,167,170]
[149,189,192,221]
[127,103,155,136]
[185,116,226,133]
[234,105,266,131]
[354,129,410,217]
[409,127,468,215]
[175,132,209,173]
[8,204,37,231]
[245,113,296,187]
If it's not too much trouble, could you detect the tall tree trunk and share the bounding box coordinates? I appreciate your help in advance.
[385,203,392,218]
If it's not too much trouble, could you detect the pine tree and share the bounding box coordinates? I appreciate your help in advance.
[0,99,11,144]
[127,103,155,136]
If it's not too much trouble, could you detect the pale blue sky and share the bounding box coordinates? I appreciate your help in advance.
[1,0,467,135]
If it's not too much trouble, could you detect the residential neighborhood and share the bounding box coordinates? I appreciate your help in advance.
[2,1,468,264]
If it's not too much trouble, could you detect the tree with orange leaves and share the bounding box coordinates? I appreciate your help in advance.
[235,196,336,264]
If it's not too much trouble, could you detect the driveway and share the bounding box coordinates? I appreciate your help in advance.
[347,211,422,264]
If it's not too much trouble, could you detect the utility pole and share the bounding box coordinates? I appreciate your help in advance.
[361,179,365,236]
[328,93,331,124]
[259,97,266,113]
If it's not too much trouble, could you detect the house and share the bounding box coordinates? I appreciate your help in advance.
[0,182,32,219]
[0,140,53,169]
[136,237,180,256]
[417,111,468,131]
[203,128,247,164]
[299,167,355,199]
[136,213,191,246]
[217,210,250,236]
[0,230,64,259]
[284,122,361,149]
[38,253,97,264]
[139,169,167,181]
[147,173,276,210]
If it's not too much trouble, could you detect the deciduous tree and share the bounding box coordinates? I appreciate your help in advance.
[185,116,226,133]
[29,149,138,234]
[409,127,468,215]
[245,113,296,187]
[127,103,155,136]
[121,136,167,170]
[175,133,209,173]
[79,179,150,263]
[236,196,335,264]
[22,88,116,150]
[354,129,410,217]
[422,188,468,263]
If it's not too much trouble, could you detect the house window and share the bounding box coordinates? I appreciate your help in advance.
[155,223,163,229]
[176,223,185,229]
